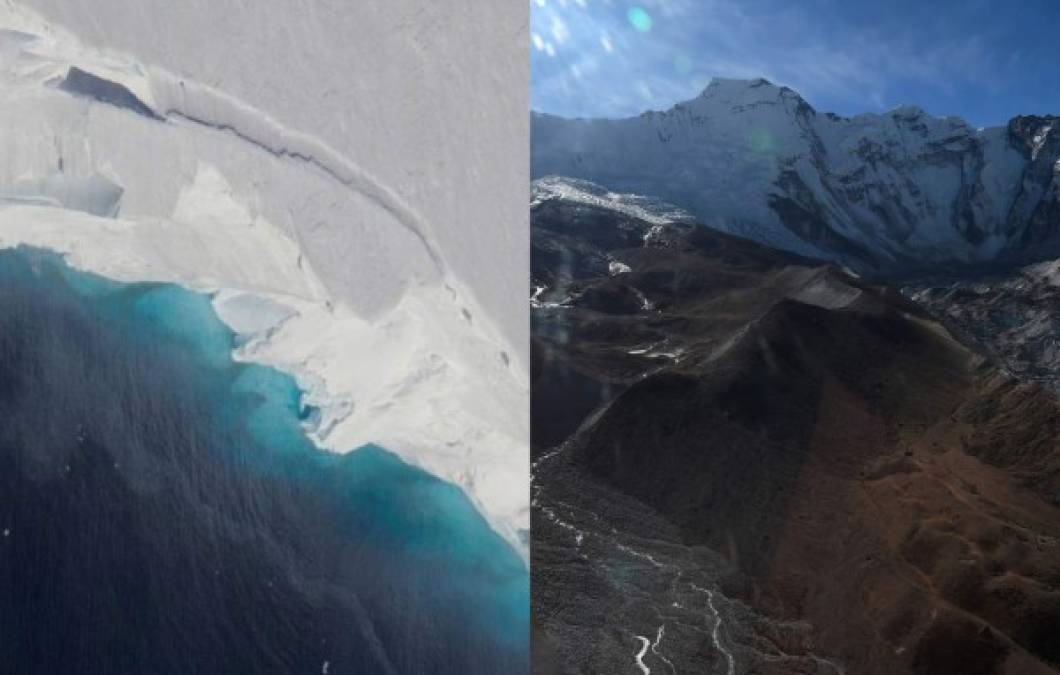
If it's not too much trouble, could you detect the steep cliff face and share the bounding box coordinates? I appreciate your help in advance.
[532,78,1060,273]
[1008,115,1060,247]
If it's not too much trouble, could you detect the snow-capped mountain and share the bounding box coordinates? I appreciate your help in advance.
[532,77,1060,273]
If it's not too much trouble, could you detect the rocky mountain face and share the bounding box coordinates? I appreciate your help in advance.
[531,181,1060,675]
[907,258,1060,390]
[532,79,1060,274]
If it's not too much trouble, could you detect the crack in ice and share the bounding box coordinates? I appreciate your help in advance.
[161,107,444,274]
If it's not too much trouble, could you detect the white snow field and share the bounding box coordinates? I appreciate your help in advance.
[0,2,530,558]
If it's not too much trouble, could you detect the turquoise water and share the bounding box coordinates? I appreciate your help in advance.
[0,247,528,673]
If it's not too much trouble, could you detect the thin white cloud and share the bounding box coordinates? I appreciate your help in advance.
[531,0,1011,121]
[550,15,570,44]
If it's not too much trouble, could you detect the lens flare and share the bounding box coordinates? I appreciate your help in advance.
[748,128,773,153]
[627,6,653,32]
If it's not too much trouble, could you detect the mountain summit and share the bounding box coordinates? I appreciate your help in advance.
[532,78,1060,274]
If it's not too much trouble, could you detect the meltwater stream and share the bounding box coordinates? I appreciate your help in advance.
[0,247,528,674]
[532,445,846,675]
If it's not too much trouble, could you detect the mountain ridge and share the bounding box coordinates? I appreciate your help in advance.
[530,186,1060,674]
[532,77,1060,276]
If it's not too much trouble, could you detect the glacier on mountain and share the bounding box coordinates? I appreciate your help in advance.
[533,77,1060,273]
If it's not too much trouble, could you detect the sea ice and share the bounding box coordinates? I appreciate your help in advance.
[0,2,529,559]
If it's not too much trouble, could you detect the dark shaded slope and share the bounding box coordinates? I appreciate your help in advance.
[573,298,975,575]
[532,193,1060,675]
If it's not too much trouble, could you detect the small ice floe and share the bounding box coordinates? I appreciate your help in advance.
[2,528,10,537]
[609,260,632,276]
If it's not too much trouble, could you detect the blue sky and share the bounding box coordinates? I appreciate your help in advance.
[531,0,1060,127]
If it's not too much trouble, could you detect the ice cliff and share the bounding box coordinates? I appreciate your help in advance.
[0,2,529,558]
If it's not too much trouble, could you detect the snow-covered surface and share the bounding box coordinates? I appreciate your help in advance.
[532,77,1057,270]
[0,172,123,216]
[9,0,529,354]
[0,3,529,558]
[1027,258,1060,287]
[532,174,695,226]
[786,268,864,309]
[1032,124,1054,161]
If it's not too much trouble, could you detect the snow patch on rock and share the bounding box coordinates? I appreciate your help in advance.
[532,174,695,226]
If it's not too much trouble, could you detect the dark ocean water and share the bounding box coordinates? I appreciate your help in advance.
[0,247,528,674]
